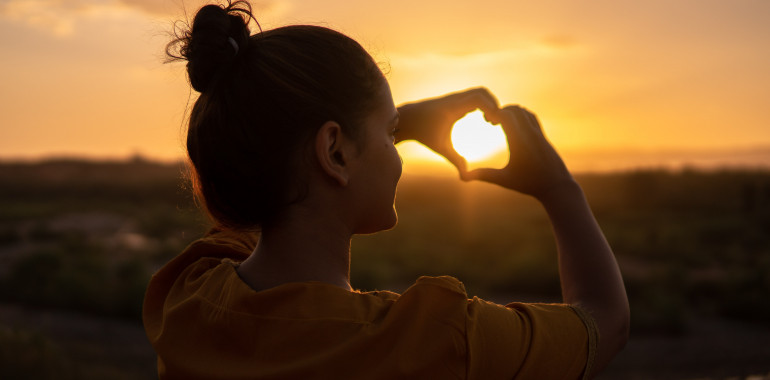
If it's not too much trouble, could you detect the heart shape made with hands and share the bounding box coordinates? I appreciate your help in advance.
[451,110,509,170]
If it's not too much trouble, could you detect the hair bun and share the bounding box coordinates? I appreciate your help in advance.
[168,1,254,93]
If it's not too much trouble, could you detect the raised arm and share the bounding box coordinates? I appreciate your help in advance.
[464,106,630,377]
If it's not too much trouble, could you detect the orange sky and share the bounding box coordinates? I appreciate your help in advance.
[1,0,769,172]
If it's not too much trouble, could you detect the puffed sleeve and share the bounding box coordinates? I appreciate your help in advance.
[466,298,598,380]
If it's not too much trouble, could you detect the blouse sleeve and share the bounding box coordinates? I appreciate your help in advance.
[465,298,598,380]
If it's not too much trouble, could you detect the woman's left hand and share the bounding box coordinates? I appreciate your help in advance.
[396,87,500,175]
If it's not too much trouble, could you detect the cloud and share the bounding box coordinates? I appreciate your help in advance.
[117,0,287,17]
[0,0,290,37]
[0,0,146,36]
[117,0,176,15]
[540,34,579,49]
[0,0,79,36]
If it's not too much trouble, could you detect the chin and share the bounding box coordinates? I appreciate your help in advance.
[356,208,398,235]
[383,209,398,230]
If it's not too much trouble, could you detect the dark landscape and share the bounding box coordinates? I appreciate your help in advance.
[0,158,768,379]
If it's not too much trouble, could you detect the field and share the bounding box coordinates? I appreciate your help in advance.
[0,159,769,379]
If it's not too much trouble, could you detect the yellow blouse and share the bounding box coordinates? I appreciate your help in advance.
[143,229,597,379]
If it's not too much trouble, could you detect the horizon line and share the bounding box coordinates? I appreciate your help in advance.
[2,146,769,175]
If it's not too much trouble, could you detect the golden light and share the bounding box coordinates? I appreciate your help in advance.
[451,110,509,169]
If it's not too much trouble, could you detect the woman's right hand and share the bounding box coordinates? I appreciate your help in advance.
[462,105,575,200]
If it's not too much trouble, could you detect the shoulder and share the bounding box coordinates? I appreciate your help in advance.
[149,227,258,291]
[385,276,469,317]
[411,275,467,294]
[381,275,466,296]
[187,227,259,260]
[143,228,258,338]
[378,277,596,378]
[400,277,596,379]
[465,299,598,379]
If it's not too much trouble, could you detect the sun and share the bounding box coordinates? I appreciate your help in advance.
[451,110,508,167]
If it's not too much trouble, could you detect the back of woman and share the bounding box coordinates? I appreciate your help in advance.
[143,1,629,379]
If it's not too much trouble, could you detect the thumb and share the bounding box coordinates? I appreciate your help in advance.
[461,167,505,184]
[442,150,468,177]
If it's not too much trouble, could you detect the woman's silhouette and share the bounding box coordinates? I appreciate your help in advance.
[143,1,629,378]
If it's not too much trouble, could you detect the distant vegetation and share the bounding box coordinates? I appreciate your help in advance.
[1,159,768,338]
[0,158,208,321]
[0,327,79,380]
[356,167,770,335]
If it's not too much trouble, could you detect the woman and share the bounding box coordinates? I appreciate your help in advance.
[143,1,629,379]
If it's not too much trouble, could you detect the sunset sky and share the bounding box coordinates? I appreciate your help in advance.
[1,0,769,172]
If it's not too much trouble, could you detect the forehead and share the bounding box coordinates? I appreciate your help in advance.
[369,80,397,121]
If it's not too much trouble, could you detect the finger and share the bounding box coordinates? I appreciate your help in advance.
[497,106,526,144]
[519,106,545,135]
[445,87,499,109]
[462,167,505,184]
[440,148,468,175]
[504,105,539,136]
[446,87,501,122]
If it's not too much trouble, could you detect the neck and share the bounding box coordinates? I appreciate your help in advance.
[236,205,353,292]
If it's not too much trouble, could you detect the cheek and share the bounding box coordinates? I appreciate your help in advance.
[396,155,403,181]
[387,144,402,177]
[389,151,402,185]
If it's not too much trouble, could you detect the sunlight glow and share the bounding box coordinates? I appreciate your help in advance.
[451,110,508,162]
[2,0,769,164]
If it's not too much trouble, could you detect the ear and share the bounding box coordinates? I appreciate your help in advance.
[315,121,351,186]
